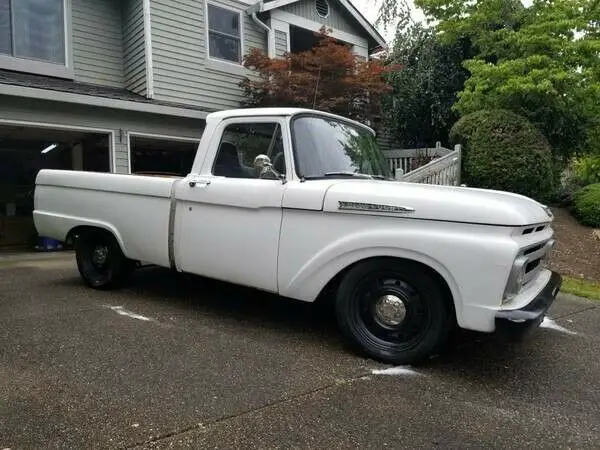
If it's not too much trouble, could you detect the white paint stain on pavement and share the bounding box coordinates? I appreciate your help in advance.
[371,366,421,376]
[107,305,152,322]
[540,317,577,335]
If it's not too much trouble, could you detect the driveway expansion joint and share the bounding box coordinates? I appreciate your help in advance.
[126,371,373,448]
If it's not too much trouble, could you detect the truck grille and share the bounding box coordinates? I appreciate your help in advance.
[521,239,554,286]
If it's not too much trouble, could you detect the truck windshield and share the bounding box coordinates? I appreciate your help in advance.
[291,115,391,180]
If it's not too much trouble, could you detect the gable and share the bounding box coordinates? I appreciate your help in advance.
[249,0,386,52]
[280,0,363,36]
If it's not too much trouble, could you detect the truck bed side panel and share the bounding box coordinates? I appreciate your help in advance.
[34,170,176,267]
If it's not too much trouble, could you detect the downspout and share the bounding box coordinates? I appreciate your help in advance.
[249,5,275,58]
[142,0,155,99]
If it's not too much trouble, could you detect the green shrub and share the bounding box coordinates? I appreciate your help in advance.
[556,154,600,207]
[449,109,557,202]
[571,154,600,186]
[572,183,600,227]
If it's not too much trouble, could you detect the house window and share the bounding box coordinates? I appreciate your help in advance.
[0,0,70,77]
[207,4,242,64]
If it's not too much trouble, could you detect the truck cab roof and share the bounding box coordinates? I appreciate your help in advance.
[205,107,376,135]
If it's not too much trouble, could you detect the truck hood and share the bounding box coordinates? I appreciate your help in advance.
[321,180,552,226]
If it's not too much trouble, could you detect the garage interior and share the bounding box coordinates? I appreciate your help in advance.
[130,135,199,177]
[0,125,110,250]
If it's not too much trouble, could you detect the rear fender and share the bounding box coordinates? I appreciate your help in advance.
[34,211,126,254]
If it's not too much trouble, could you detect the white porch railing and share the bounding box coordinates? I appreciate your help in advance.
[383,142,453,175]
[392,144,462,186]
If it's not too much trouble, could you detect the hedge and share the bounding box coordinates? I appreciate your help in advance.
[449,109,557,202]
[572,184,600,228]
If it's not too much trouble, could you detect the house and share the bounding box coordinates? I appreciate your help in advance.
[0,0,385,249]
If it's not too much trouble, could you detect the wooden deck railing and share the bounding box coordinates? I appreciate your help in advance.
[382,142,453,175]
[396,144,462,186]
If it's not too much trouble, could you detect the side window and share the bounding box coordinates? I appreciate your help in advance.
[212,122,286,179]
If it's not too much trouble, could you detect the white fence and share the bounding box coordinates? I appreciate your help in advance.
[383,142,453,175]
[384,144,462,186]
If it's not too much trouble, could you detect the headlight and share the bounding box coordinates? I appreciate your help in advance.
[503,256,528,303]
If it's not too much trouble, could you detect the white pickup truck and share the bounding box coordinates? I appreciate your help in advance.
[34,107,561,365]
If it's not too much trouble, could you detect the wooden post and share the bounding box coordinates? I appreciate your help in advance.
[454,144,462,186]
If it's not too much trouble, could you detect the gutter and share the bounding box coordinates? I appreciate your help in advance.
[248,3,275,58]
[0,84,208,120]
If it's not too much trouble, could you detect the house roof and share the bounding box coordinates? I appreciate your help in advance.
[248,0,387,52]
[0,70,212,120]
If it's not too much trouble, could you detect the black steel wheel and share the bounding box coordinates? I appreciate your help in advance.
[335,258,453,365]
[74,229,134,290]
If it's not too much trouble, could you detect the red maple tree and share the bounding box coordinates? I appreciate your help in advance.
[239,28,399,124]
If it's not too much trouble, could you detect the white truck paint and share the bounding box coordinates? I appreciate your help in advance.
[34,107,561,365]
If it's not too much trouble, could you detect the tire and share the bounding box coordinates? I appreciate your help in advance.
[74,229,134,290]
[335,258,454,365]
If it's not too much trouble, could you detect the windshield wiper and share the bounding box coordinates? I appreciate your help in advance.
[300,172,391,181]
[323,171,374,179]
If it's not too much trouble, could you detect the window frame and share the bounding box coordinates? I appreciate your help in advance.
[204,2,244,70]
[211,121,285,179]
[204,116,292,181]
[0,0,73,79]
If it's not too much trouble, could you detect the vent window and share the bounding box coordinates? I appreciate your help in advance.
[316,0,330,18]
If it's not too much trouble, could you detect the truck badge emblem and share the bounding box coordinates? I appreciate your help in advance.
[338,201,415,214]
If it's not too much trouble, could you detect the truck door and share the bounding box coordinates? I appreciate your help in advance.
[173,117,290,293]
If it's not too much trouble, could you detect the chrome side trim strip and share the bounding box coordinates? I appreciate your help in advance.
[338,201,415,214]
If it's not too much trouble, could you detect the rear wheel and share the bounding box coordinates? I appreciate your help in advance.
[335,259,453,365]
[74,229,134,289]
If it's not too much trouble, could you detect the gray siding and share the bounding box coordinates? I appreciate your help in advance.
[122,0,147,96]
[275,30,288,56]
[113,140,129,173]
[281,0,362,35]
[150,0,267,110]
[72,0,125,87]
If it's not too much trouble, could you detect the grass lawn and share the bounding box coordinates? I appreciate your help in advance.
[561,276,600,301]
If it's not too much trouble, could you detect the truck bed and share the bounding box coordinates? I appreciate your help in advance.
[34,169,178,268]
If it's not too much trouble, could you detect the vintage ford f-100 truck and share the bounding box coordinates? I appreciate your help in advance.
[33,107,561,364]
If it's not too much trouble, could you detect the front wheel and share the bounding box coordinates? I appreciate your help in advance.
[74,229,134,290]
[335,259,454,365]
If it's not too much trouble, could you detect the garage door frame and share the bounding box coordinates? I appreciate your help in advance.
[0,118,116,172]
[127,131,201,174]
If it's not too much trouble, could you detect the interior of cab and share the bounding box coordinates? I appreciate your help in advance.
[212,122,286,179]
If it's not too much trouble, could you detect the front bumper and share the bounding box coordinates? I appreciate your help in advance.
[495,271,562,332]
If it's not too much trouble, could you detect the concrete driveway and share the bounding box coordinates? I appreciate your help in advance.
[1,254,599,449]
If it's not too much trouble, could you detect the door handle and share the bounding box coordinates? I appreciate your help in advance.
[188,177,211,188]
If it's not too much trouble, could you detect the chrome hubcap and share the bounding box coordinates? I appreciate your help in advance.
[92,245,109,266]
[374,294,407,327]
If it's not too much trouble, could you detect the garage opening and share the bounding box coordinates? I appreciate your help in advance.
[130,135,199,177]
[0,125,110,250]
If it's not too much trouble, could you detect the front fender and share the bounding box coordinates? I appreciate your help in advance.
[277,218,519,332]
